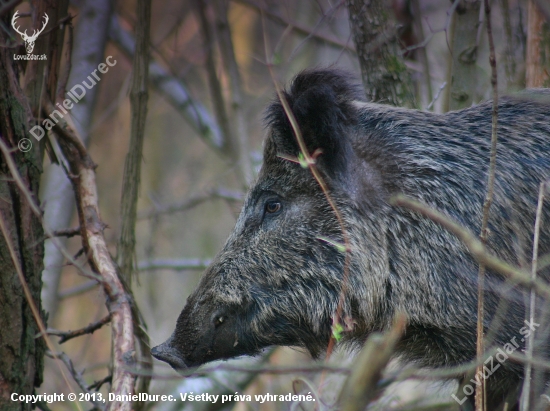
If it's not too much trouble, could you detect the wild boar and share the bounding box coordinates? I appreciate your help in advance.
[152,69,550,410]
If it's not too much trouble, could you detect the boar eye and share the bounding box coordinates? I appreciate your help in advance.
[265,201,282,214]
[215,316,225,327]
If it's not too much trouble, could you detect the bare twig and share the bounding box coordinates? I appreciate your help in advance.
[195,0,235,159]
[411,0,433,104]
[137,258,211,272]
[47,314,111,344]
[58,280,98,299]
[117,0,151,286]
[213,0,253,186]
[88,375,112,391]
[475,2,499,408]
[0,139,99,282]
[390,195,550,297]
[46,351,105,410]
[426,81,447,111]
[266,66,352,362]
[137,188,243,220]
[49,100,136,411]
[338,314,406,411]
[521,182,546,411]
[101,40,152,403]
[49,227,81,238]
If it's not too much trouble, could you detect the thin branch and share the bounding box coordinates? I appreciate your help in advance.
[390,195,550,298]
[47,314,112,344]
[338,314,406,411]
[58,280,99,299]
[137,258,211,272]
[137,188,243,220]
[117,0,151,286]
[213,0,253,186]
[476,2,499,408]
[521,182,546,411]
[46,351,105,410]
[88,375,112,391]
[426,81,447,111]
[195,0,235,159]
[0,139,99,282]
[48,227,81,238]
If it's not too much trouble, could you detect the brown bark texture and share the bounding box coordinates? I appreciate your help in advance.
[526,0,550,88]
[0,26,45,411]
[444,0,482,111]
[0,1,68,408]
[346,0,415,106]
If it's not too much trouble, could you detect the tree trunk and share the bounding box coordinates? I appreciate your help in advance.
[0,33,46,411]
[0,1,68,408]
[443,0,482,112]
[526,0,550,88]
[346,0,415,106]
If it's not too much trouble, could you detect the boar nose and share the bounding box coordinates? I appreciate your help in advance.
[151,339,188,370]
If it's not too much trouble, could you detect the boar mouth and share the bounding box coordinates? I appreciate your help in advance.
[151,338,188,370]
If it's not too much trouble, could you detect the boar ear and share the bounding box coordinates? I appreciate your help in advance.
[264,69,363,178]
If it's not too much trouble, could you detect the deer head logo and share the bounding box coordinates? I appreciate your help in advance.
[12,11,49,54]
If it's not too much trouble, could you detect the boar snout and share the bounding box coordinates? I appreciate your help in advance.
[151,336,188,370]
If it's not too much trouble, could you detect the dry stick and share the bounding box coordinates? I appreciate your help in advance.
[474,2,499,409]
[267,67,352,361]
[261,16,353,392]
[521,182,547,411]
[117,3,154,406]
[47,314,112,344]
[46,104,136,411]
[137,188,243,220]
[58,280,98,299]
[118,0,151,287]
[337,314,406,411]
[51,227,81,237]
[195,0,236,159]
[390,195,550,297]
[45,351,105,410]
[213,0,254,186]
[88,375,112,391]
[137,258,211,272]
